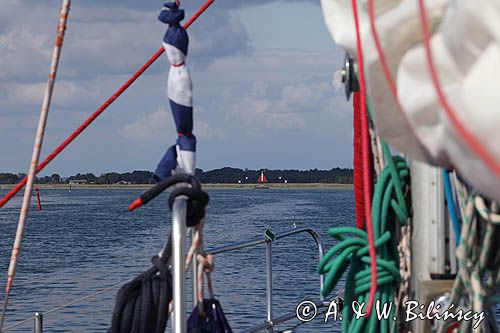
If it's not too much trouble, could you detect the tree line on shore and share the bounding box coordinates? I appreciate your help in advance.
[0,167,353,184]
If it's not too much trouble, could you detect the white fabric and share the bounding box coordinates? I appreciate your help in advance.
[163,42,186,66]
[321,0,500,202]
[175,146,196,175]
[321,0,447,161]
[167,65,193,107]
[164,42,193,107]
[398,0,500,202]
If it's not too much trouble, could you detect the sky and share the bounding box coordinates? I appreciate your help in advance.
[0,0,352,176]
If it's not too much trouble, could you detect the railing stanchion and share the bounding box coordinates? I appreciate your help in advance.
[265,240,273,332]
[34,312,43,333]
[172,197,187,333]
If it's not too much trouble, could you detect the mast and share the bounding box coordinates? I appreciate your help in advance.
[0,1,71,329]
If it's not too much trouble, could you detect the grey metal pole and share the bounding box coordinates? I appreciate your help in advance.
[34,312,43,333]
[172,197,187,333]
[265,241,273,332]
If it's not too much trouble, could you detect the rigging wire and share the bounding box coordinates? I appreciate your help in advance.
[3,281,124,331]
[0,0,217,210]
[350,0,377,318]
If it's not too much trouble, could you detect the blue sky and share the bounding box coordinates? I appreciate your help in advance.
[0,0,352,176]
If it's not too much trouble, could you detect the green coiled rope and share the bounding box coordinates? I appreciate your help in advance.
[318,141,410,333]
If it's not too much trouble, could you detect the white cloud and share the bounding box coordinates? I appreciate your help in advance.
[189,11,251,65]
[222,92,307,136]
[192,50,350,136]
[275,81,333,113]
[121,106,224,143]
[120,107,174,142]
[194,120,225,140]
[0,1,352,173]
[0,27,51,81]
[70,1,318,13]
[3,81,99,108]
[0,1,253,82]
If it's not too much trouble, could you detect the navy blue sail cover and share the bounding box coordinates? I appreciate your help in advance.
[155,2,196,181]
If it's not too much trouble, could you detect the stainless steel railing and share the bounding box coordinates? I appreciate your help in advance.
[172,196,188,333]
[34,313,42,333]
[206,227,325,332]
[3,196,325,333]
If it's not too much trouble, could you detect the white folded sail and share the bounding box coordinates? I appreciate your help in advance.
[321,0,500,202]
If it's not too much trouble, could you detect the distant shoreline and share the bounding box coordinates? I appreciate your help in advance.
[0,183,353,190]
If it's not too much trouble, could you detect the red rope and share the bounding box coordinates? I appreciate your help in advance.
[353,92,373,229]
[351,0,377,317]
[417,0,500,176]
[353,92,363,229]
[0,0,217,209]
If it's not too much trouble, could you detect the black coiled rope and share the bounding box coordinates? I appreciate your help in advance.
[109,175,209,333]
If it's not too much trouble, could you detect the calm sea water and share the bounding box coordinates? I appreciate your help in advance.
[0,188,353,332]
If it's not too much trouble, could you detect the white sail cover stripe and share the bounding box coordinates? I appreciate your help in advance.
[163,42,186,66]
[168,64,193,108]
[175,147,196,176]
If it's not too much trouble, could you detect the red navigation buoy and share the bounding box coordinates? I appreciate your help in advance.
[35,187,42,211]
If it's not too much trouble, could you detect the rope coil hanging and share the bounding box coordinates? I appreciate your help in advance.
[318,138,411,332]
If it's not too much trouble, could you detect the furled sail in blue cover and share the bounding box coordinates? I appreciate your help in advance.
[155,2,196,181]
